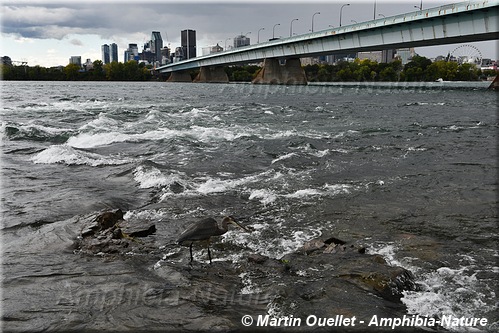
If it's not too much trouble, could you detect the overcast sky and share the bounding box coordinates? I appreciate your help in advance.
[2,0,497,67]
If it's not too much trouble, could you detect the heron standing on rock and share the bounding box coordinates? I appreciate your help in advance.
[177,216,249,264]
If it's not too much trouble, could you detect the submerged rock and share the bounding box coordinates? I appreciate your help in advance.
[283,236,418,302]
[146,235,420,331]
[70,212,421,331]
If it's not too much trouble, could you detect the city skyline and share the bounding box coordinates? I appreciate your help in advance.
[2,0,498,67]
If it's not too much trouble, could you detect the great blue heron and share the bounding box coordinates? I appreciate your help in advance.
[177,216,249,264]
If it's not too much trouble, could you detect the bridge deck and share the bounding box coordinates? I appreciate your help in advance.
[158,0,499,73]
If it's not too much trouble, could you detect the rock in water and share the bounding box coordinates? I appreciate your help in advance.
[96,209,124,229]
[75,209,156,255]
[126,224,156,238]
[288,236,418,302]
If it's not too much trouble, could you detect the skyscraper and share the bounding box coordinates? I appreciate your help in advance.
[69,56,82,67]
[124,44,139,62]
[234,35,250,48]
[151,31,163,63]
[181,29,196,60]
[110,43,118,62]
[102,44,110,64]
[396,48,416,65]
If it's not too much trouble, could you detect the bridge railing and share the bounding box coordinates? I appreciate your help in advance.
[157,0,497,72]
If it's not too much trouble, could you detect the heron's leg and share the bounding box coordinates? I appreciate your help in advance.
[207,246,212,264]
[189,242,193,262]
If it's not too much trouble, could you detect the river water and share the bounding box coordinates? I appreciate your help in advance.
[1,81,497,331]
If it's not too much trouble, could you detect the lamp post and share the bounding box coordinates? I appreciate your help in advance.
[272,23,280,39]
[378,14,385,18]
[373,0,377,20]
[351,20,357,24]
[340,4,350,27]
[290,18,299,37]
[257,27,265,43]
[312,12,320,32]
[245,32,251,45]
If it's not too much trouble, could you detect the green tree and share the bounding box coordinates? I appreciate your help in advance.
[232,70,253,81]
[403,55,432,81]
[104,62,124,80]
[91,60,105,80]
[455,63,480,81]
[123,60,140,80]
[317,65,331,82]
[425,61,458,81]
[64,63,81,80]
[379,67,397,81]
[1,64,13,80]
[337,67,353,81]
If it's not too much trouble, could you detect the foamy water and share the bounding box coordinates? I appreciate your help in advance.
[2,81,497,331]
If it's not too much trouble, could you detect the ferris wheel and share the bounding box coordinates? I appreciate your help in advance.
[450,44,483,65]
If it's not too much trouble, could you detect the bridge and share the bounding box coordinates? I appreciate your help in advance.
[157,0,499,84]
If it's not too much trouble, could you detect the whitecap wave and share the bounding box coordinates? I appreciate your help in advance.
[223,216,323,260]
[133,165,187,189]
[248,189,278,205]
[31,145,131,166]
[271,152,297,164]
[66,128,182,148]
[369,244,497,332]
[285,188,323,198]
[193,170,270,195]
[401,264,497,332]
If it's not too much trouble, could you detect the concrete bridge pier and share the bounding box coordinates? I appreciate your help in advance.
[167,71,193,82]
[194,66,229,83]
[252,57,307,85]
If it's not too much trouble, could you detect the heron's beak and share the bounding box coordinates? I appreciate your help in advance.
[229,219,251,232]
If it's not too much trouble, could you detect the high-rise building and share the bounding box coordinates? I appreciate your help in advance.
[161,47,171,64]
[181,29,196,60]
[69,56,82,67]
[381,49,396,63]
[102,44,110,64]
[151,31,163,63]
[396,48,416,65]
[110,43,118,62]
[234,35,250,48]
[83,58,93,71]
[124,44,139,62]
[202,43,223,55]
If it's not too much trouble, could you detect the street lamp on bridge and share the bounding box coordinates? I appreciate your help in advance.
[312,12,320,32]
[290,18,299,37]
[257,27,265,43]
[340,4,350,27]
[272,23,281,39]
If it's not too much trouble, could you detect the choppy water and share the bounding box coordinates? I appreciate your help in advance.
[2,81,497,331]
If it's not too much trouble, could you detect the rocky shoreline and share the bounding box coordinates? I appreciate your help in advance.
[64,210,438,332]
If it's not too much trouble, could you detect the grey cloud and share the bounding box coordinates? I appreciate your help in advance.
[1,1,459,42]
[70,38,83,46]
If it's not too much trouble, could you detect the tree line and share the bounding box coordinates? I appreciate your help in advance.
[302,56,496,82]
[1,60,153,81]
[1,56,496,82]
